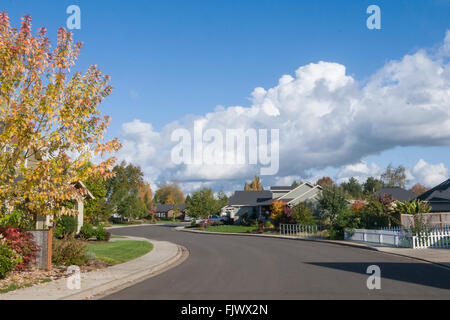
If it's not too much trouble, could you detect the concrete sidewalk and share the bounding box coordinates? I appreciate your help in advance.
[177,227,450,269]
[0,236,188,300]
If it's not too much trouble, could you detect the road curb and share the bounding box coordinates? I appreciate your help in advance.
[0,236,189,300]
[63,237,189,300]
[177,227,450,270]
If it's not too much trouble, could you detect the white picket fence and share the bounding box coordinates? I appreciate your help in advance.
[344,229,412,248]
[381,225,450,232]
[412,230,450,249]
[345,228,450,249]
[280,224,319,237]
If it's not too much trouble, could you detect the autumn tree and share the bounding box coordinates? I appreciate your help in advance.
[0,13,120,223]
[270,200,285,227]
[409,183,430,196]
[244,175,263,191]
[154,182,185,205]
[316,177,335,188]
[138,181,153,211]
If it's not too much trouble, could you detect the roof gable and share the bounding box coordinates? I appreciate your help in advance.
[417,179,450,202]
[277,182,320,201]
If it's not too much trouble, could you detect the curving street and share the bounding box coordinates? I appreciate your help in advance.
[104,224,450,300]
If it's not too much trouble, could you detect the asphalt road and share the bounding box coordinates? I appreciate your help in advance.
[104,224,450,300]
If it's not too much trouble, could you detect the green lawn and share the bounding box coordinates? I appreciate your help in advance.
[204,225,258,233]
[87,240,153,265]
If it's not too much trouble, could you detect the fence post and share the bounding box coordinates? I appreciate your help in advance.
[47,227,53,271]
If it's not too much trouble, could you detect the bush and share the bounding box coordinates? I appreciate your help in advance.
[79,223,96,240]
[0,236,22,279]
[52,237,87,266]
[0,227,40,271]
[0,210,34,230]
[94,225,111,241]
[264,221,275,229]
[291,203,317,225]
[328,209,362,240]
[54,215,78,239]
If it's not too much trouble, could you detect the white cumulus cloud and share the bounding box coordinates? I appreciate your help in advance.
[411,159,449,187]
[116,31,450,193]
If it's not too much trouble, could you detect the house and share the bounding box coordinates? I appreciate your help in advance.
[155,204,187,219]
[416,178,450,212]
[222,182,322,221]
[377,187,416,202]
[222,190,273,221]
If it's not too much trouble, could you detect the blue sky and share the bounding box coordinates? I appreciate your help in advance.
[2,0,450,192]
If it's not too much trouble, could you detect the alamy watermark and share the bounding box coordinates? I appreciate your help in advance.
[366,265,381,290]
[66,5,81,30]
[366,5,381,30]
[171,121,279,175]
[66,265,81,290]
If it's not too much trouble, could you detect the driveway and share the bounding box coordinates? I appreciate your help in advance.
[104,224,450,299]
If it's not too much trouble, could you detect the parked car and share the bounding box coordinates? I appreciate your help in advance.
[195,215,226,225]
[207,215,226,224]
[184,215,193,222]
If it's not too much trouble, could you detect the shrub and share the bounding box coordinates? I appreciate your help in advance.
[94,225,110,241]
[0,210,34,230]
[328,209,362,240]
[54,215,78,239]
[0,236,22,279]
[0,227,40,271]
[264,221,274,229]
[52,237,87,266]
[291,203,317,225]
[79,223,96,240]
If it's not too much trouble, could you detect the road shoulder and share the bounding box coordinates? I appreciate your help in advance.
[0,236,188,300]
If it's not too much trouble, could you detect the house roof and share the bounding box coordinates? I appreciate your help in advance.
[270,186,295,191]
[377,187,416,202]
[276,182,320,201]
[156,204,187,213]
[417,179,450,203]
[73,181,95,200]
[228,191,273,206]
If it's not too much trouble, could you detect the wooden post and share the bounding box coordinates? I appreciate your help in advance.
[47,227,53,271]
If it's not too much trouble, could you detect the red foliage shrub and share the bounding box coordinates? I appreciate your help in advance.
[351,201,367,212]
[0,228,40,271]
